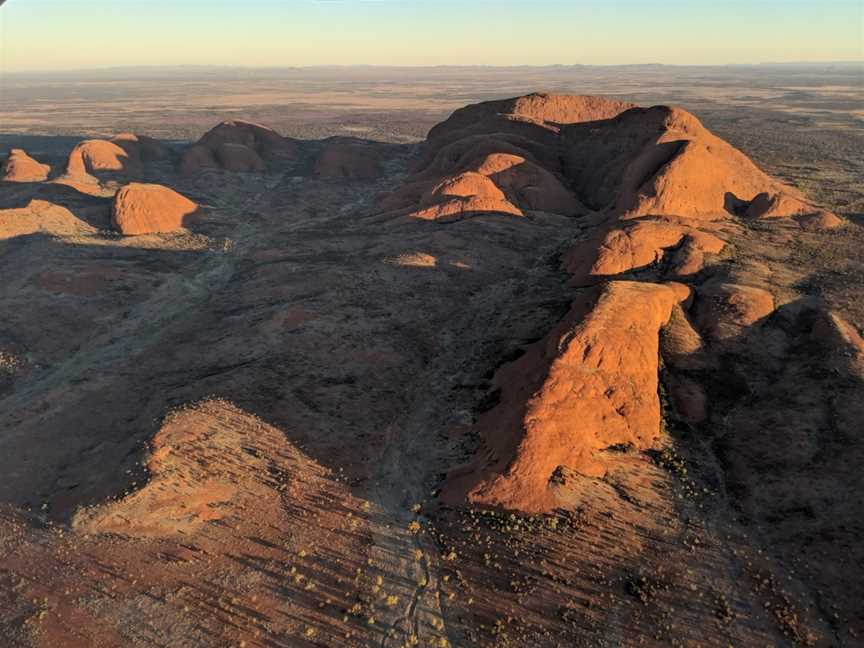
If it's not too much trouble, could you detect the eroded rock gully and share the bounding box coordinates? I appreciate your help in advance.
[0,95,861,647]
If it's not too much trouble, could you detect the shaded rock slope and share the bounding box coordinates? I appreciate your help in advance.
[0,93,861,648]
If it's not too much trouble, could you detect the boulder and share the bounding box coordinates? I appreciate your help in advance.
[0,199,96,239]
[2,149,51,182]
[66,139,141,177]
[795,210,842,230]
[111,183,198,235]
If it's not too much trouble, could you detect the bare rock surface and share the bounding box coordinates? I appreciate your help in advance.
[180,120,297,174]
[111,182,199,235]
[445,281,686,511]
[2,149,51,182]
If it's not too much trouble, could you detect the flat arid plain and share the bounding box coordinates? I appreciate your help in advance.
[0,64,863,647]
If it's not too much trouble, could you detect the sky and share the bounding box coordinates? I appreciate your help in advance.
[0,0,861,72]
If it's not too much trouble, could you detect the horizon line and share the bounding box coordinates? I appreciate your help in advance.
[3,60,863,76]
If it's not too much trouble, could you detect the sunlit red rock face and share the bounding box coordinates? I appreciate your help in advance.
[180,120,297,174]
[446,281,688,511]
[381,93,632,221]
[385,93,838,228]
[432,94,842,512]
[2,149,51,182]
[111,182,198,235]
[65,133,171,179]
[423,93,638,159]
[562,217,728,282]
[561,105,834,222]
[0,199,96,240]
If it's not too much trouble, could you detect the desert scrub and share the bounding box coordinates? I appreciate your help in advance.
[0,351,24,374]
[624,571,670,605]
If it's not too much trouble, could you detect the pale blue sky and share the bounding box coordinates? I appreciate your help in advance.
[0,1,861,71]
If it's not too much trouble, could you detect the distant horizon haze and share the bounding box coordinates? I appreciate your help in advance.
[0,0,861,73]
[2,61,864,77]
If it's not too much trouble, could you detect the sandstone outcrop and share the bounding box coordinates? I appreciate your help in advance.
[436,95,835,516]
[111,132,171,162]
[66,139,139,177]
[111,182,198,235]
[215,142,266,172]
[65,133,170,179]
[381,93,634,221]
[179,144,220,174]
[384,93,837,228]
[562,218,727,282]
[0,199,96,239]
[424,93,637,160]
[314,139,383,179]
[73,400,317,537]
[1,149,51,182]
[694,282,775,341]
[561,105,831,222]
[180,120,296,174]
[446,281,688,512]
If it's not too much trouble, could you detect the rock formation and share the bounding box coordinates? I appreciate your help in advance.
[435,94,842,512]
[384,93,839,228]
[446,281,688,511]
[180,120,297,174]
[424,93,637,160]
[694,282,776,341]
[66,139,138,177]
[2,149,51,182]
[214,142,266,172]
[178,143,220,174]
[111,132,171,162]
[111,182,198,235]
[562,105,832,222]
[73,400,321,537]
[381,94,630,221]
[65,133,170,179]
[313,139,383,179]
[0,199,96,239]
[562,217,728,282]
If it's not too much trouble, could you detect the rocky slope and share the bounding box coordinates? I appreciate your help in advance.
[0,94,861,647]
